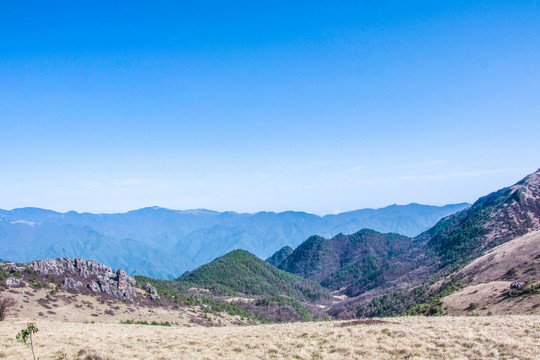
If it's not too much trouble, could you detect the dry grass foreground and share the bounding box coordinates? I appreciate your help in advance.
[1,316,539,359]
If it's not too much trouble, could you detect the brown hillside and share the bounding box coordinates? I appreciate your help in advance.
[443,230,540,315]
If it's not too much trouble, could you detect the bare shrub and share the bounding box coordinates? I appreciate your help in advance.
[0,296,16,321]
[75,348,106,360]
[334,319,393,327]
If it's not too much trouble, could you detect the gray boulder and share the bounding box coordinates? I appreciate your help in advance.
[62,277,84,291]
[143,282,160,301]
[5,277,22,287]
[88,281,101,294]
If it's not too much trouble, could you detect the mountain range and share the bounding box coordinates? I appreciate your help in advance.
[0,203,468,278]
[2,170,538,324]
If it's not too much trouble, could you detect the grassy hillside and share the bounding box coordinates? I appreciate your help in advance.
[177,250,330,302]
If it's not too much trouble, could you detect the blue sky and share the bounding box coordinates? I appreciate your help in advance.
[1,1,539,214]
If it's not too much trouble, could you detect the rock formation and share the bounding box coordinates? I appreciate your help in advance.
[143,282,160,301]
[30,257,137,301]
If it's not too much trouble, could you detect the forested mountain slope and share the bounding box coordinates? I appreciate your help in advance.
[276,230,422,297]
[354,169,540,317]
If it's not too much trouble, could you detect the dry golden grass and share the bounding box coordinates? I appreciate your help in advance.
[1,315,539,359]
[3,287,241,327]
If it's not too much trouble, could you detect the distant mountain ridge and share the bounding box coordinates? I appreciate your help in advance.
[0,203,469,278]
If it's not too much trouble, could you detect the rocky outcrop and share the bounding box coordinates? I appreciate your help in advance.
[1,263,25,275]
[1,263,25,287]
[88,281,101,293]
[30,257,137,301]
[143,282,160,301]
[5,277,22,287]
[31,258,115,279]
[63,277,83,291]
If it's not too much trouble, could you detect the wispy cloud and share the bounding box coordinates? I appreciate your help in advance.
[396,168,528,182]
[112,178,146,186]
[355,167,529,184]
[84,182,103,189]
[334,165,364,176]
[333,160,447,177]
[98,179,171,189]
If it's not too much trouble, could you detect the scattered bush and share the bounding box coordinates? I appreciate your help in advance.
[120,320,171,326]
[0,295,16,321]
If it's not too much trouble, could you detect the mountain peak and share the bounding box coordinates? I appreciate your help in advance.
[266,246,294,268]
[423,168,540,266]
[511,168,540,191]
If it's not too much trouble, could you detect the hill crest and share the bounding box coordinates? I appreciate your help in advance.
[178,249,330,302]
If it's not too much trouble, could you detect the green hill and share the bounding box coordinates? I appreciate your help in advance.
[177,249,330,302]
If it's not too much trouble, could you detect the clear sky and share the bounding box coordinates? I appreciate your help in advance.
[1,1,539,214]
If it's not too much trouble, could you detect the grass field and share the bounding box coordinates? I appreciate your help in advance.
[1,316,539,359]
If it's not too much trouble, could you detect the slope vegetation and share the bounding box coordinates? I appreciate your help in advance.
[420,170,540,266]
[270,170,540,318]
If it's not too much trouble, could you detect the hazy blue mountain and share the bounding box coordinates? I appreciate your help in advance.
[0,203,468,278]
